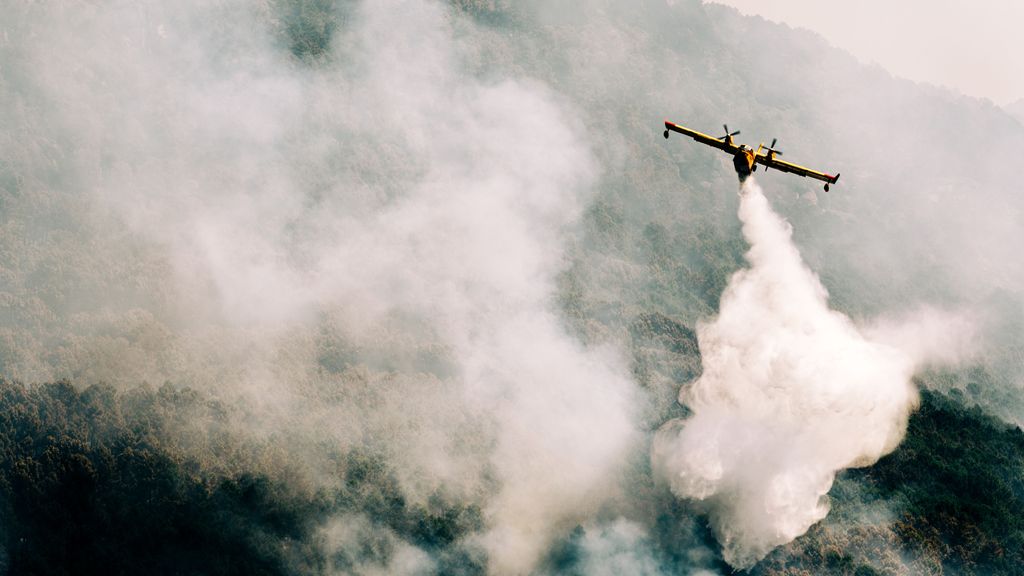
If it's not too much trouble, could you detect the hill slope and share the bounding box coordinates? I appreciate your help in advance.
[2,0,1023,573]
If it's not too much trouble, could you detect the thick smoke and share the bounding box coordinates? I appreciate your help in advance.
[653,179,969,568]
[3,0,638,572]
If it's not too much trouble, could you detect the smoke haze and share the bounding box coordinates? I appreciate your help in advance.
[2,0,1023,573]
[4,0,640,571]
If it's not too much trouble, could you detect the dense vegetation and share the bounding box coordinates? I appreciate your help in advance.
[1,377,1022,575]
[754,388,1024,576]
[0,380,484,575]
[862,390,1024,574]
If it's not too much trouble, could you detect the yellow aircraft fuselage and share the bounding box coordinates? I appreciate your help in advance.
[732,146,757,182]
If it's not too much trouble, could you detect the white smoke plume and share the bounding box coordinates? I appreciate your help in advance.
[652,179,970,568]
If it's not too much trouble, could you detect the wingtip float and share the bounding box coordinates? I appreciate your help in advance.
[663,120,840,192]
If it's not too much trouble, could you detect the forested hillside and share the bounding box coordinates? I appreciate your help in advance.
[755,387,1024,576]
[2,379,1021,575]
[2,0,1022,574]
[0,379,486,575]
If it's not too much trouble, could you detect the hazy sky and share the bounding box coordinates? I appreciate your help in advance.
[708,0,1024,105]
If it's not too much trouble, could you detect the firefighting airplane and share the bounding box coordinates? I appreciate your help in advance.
[663,120,840,191]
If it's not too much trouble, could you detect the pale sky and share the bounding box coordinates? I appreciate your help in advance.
[707,0,1024,106]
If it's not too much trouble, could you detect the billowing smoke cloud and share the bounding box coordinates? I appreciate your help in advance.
[3,0,638,572]
[653,179,970,568]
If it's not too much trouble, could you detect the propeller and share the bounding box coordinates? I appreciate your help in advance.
[721,124,741,140]
[764,138,783,156]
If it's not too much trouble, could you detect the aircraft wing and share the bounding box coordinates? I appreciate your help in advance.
[756,153,840,186]
[664,120,740,154]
